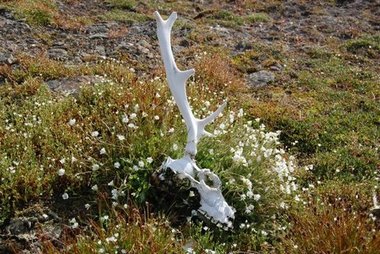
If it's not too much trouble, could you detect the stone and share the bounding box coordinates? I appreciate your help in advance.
[95,45,106,56]
[270,63,283,72]
[247,70,275,88]
[47,48,68,60]
[0,52,17,65]
[138,39,151,48]
[89,33,108,39]
[371,207,380,218]
[179,39,190,47]
[0,75,5,85]
[138,45,150,54]
[235,41,252,51]
[6,218,33,235]
[46,76,109,95]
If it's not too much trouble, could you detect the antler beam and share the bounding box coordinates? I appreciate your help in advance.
[154,11,226,158]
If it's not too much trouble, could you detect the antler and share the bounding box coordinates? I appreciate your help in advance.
[154,11,226,157]
[154,12,235,227]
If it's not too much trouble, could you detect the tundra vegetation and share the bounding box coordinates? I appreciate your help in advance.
[0,0,379,253]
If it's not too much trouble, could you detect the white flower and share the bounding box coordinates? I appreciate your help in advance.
[168,128,175,133]
[62,193,69,200]
[142,112,148,117]
[117,134,125,141]
[69,218,78,228]
[146,157,153,164]
[59,158,65,164]
[254,194,261,201]
[114,162,121,169]
[238,108,244,118]
[85,204,91,210]
[130,113,137,119]
[92,164,100,171]
[91,131,99,137]
[108,180,114,186]
[58,168,65,176]
[138,161,145,167]
[91,185,98,191]
[128,123,136,128]
[154,115,160,120]
[106,236,117,243]
[122,115,129,123]
[111,189,118,200]
[172,143,178,151]
[68,118,76,126]
[100,148,106,155]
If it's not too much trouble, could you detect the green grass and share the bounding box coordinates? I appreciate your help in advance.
[105,0,137,10]
[345,35,380,58]
[248,39,380,182]
[100,9,151,24]
[245,12,271,23]
[1,0,57,26]
[0,1,379,253]
[0,55,299,252]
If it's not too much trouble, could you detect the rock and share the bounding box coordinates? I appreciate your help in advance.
[247,71,275,88]
[270,63,283,72]
[95,45,106,56]
[0,52,17,65]
[89,33,108,39]
[0,8,14,20]
[46,75,109,95]
[47,48,68,60]
[6,218,33,235]
[0,205,63,254]
[211,25,230,36]
[137,45,150,54]
[117,42,127,50]
[235,41,252,51]
[0,75,5,85]
[138,39,151,49]
[179,39,190,47]
[371,207,380,218]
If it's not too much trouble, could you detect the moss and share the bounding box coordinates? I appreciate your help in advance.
[345,35,380,58]
[100,9,151,24]
[245,12,271,23]
[105,0,137,10]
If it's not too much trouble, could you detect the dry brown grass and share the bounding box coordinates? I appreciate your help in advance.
[195,52,246,93]
[278,183,380,254]
[42,207,184,254]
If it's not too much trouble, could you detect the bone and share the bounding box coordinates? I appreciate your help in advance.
[155,11,235,227]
